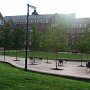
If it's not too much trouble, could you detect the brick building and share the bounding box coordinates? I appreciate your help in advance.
[3,12,90,48]
[4,13,75,31]
[0,12,4,26]
[66,18,90,47]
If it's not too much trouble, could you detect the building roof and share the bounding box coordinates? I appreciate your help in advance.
[75,18,90,24]
[0,12,4,19]
[4,14,55,23]
[4,13,76,23]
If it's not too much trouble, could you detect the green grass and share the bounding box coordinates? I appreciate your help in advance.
[0,62,90,90]
[0,50,90,60]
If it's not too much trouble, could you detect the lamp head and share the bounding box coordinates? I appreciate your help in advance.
[32,9,38,15]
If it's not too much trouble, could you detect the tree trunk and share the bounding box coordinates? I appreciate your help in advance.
[15,49,18,61]
[4,48,5,61]
[46,50,49,63]
[55,50,58,69]
[86,53,88,60]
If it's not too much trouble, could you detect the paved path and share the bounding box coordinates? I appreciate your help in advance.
[0,55,90,79]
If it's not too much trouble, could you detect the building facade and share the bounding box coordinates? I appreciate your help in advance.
[4,13,75,31]
[66,18,90,47]
[0,12,4,26]
[4,13,90,47]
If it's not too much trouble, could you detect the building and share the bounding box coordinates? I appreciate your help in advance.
[0,12,4,26]
[4,13,75,32]
[66,18,90,47]
[3,12,90,48]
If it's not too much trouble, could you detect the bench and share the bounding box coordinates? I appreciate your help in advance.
[29,57,34,64]
[86,61,90,72]
[57,58,89,67]
[29,57,42,64]
[57,59,64,66]
[65,59,89,67]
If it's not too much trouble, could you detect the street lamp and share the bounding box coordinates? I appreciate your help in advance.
[25,4,36,70]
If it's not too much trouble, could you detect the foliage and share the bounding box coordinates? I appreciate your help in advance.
[13,25,25,50]
[12,25,25,60]
[0,26,3,47]
[40,26,55,50]
[81,33,90,53]
[79,32,90,53]
[41,16,69,51]
[1,23,13,49]
[31,25,41,50]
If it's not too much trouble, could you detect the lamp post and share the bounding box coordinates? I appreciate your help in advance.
[25,4,36,70]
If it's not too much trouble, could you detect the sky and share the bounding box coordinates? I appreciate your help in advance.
[0,0,90,18]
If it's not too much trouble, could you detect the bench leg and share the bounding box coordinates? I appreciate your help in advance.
[86,67,90,72]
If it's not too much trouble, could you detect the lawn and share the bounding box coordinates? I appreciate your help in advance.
[0,62,90,90]
[0,50,90,60]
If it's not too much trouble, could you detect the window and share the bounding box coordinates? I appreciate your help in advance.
[79,24,81,28]
[45,19,48,23]
[40,20,43,23]
[84,24,86,27]
[30,20,33,23]
[72,35,75,38]
[36,20,38,23]
[0,20,4,25]
[72,24,76,28]
[42,20,45,23]
[66,30,70,33]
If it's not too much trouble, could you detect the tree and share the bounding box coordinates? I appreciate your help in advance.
[40,16,69,65]
[31,25,41,50]
[0,26,4,48]
[71,30,90,61]
[13,25,25,60]
[1,23,13,60]
[40,18,68,52]
[51,16,70,69]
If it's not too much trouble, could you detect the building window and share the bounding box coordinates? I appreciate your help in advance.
[84,24,86,27]
[40,20,43,23]
[72,35,75,38]
[36,20,38,23]
[72,24,76,28]
[30,20,33,23]
[0,20,4,25]
[66,30,70,33]
[42,20,45,23]
[45,19,48,23]
[79,24,81,28]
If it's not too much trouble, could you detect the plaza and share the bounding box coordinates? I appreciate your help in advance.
[0,55,90,80]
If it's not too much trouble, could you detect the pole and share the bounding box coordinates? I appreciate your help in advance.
[25,4,29,70]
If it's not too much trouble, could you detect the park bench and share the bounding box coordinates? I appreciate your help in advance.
[29,57,34,64]
[86,61,90,72]
[29,57,42,64]
[58,60,63,66]
[64,59,89,67]
[57,58,66,66]
[57,58,89,67]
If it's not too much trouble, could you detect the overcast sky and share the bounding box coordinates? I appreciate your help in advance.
[0,0,90,18]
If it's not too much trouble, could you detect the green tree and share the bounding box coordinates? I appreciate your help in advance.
[31,25,41,50]
[1,23,13,60]
[40,17,68,52]
[0,26,4,48]
[13,25,25,60]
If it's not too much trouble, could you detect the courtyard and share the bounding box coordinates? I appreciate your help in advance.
[0,55,90,80]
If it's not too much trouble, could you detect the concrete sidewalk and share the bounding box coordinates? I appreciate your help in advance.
[0,55,90,80]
